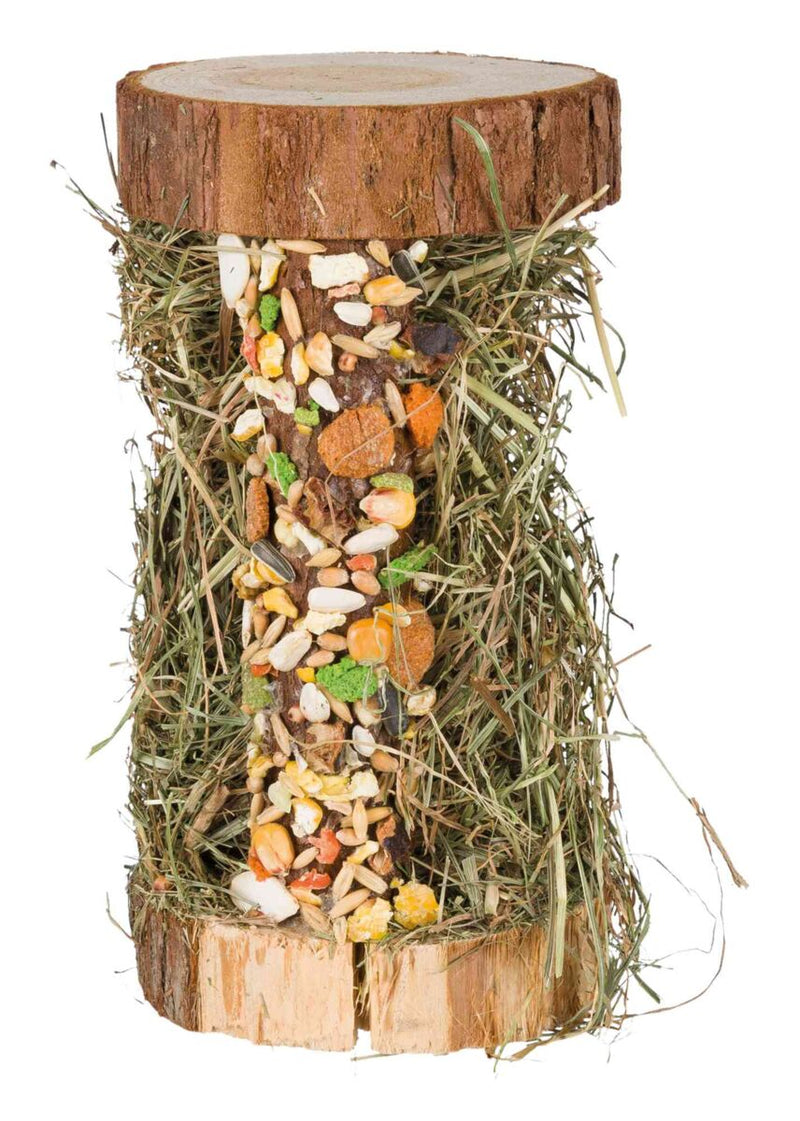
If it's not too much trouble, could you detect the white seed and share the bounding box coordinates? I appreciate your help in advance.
[408,239,429,264]
[299,682,331,723]
[307,587,367,614]
[363,321,402,350]
[292,522,327,556]
[300,610,348,635]
[271,377,297,415]
[241,599,253,647]
[343,524,399,555]
[230,871,299,922]
[305,332,334,378]
[352,724,377,757]
[407,686,437,716]
[258,239,285,291]
[354,699,381,727]
[276,239,327,254]
[290,342,310,386]
[333,301,373,328]
[309,253,369,289]
[332,333,380,359]
[217,234,250,309]
[308,377,340,413]
[267,629,313,671]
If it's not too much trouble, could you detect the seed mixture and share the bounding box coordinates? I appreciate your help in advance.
[217,234,445,942]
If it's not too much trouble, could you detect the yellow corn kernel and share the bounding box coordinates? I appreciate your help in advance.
[296,424,313,436]
[393,881,438,930]
[261,586,298,618]
[296,666,316,683]
[284,762,323,795]
[256,331,285,378]
[363,275,406,305]
[346,897,393,942]
[318,773,349,797]
[388,340,415,361]
[346,840,380,865]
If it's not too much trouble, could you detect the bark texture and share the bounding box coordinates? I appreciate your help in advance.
[130,896,596,1052]
[117,54,620,238]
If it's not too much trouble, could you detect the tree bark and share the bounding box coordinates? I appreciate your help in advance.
[117,53,620,238]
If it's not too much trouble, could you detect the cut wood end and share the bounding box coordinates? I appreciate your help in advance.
[117,52,620,238]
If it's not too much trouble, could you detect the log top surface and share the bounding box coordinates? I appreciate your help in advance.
[117,52,620,239]
[138,53,597,106]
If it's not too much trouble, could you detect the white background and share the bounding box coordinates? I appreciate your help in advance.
[3,2,797,1116]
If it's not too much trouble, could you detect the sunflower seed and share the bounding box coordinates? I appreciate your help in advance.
[251,539,296,584]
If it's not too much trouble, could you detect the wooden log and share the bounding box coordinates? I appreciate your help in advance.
[117,52,620,238]
[367,908,597,1054]
[129,889,199,1031]
[196,921,357,1050]
[130,895,596,1053]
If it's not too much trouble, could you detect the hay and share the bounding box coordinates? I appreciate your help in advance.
[76,166,741,1048]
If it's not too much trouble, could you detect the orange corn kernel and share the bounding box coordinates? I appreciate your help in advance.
[347,616,394,665]
[251,822,295,874]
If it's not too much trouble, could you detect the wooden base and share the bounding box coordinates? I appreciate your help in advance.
[130,893,597,1053]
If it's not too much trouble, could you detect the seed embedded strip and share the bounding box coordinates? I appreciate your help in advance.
[228,235,441,937]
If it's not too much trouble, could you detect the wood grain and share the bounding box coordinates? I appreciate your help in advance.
[367,908,597,1053]
[117,52,620,238]
[131,895,596,1052]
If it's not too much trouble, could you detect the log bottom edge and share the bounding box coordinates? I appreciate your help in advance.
[130,895,596,1053]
